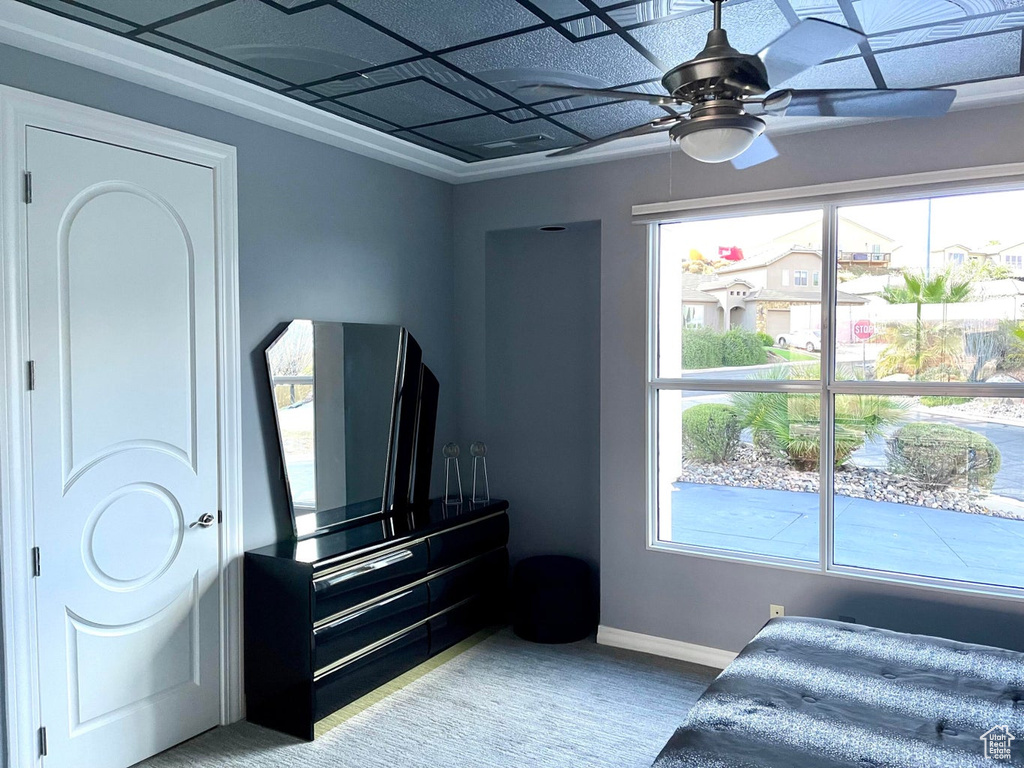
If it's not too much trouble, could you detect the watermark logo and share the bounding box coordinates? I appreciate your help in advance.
[981,726,1015,761]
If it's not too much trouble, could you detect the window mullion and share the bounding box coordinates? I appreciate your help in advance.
[820,204,839,574]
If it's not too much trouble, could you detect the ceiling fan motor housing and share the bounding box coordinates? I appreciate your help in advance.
[661,28,770,102]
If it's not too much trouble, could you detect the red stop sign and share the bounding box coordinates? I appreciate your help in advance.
[853,319,875,340]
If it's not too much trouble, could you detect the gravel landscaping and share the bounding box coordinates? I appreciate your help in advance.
[677,443,1022,519]
[942,397,1024,422]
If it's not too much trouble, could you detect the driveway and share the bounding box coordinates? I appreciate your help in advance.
[671,482,1024,588]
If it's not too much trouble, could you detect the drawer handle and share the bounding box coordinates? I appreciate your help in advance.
[316,549,415,590]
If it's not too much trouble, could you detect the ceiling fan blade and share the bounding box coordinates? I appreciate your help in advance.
[518,83,685,107]
[758,18,866,87]
[731,134,779,170]
[549,117,680,157]
[767,88,957,118]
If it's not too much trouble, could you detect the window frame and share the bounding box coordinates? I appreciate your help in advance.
[646,173,1024,600]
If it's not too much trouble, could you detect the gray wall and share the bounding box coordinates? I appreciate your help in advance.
[484,223,601,579]
[0,44,456,550]
[454,102,1024,654]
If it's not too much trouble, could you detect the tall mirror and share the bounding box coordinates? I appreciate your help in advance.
[267,321,428,538]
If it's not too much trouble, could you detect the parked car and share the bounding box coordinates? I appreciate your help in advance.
[777,329,821,352]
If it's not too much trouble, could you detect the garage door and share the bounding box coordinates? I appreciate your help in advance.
[766,309,790,341]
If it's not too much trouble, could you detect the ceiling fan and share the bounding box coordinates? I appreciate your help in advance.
[519,0,956,166]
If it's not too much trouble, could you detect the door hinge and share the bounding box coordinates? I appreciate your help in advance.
[38,726,47,756]
[23,171,32,204]
[27,360,35,391]
[31,546,40,577]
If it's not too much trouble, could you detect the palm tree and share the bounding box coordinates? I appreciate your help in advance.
[879,270,971,378]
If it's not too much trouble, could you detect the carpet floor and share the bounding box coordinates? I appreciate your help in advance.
[135,628,716,768]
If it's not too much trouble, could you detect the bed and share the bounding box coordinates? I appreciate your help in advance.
[652,617,1024,767]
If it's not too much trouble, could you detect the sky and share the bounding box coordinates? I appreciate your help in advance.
[661,189,1024,269]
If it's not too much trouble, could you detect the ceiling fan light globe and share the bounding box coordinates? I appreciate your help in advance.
[676,126,761,163]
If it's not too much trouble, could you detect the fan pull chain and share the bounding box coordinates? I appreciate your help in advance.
[669,135,675,200]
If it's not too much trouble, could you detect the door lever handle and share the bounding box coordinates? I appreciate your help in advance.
[189,513,216,529]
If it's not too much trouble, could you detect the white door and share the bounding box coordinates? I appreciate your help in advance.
[26,127,221,768]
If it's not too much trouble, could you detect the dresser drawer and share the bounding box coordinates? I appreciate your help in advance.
[429,547,507,613]
[313,542,428,622]
[427,513,509,570]
[429,595,493,655]
[314,624,430,721]
[314,584,429,674]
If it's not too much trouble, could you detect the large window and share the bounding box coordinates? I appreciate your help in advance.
[650,187,1024,594]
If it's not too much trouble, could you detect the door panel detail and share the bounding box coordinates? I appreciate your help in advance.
[82,482,185,590]
[65,574,200,734]
[58,182,198,492]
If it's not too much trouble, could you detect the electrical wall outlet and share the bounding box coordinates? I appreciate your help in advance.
[770,604,785,619]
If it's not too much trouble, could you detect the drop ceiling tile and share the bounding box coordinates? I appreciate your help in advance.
[853,0,965,35]
[787,0,846,24]
[317,100,399,132]
[159,0,417,85]
[525,80,669,115]
[338,0,542,51]
[50,0,211,26]
[441,26,663,100]
[337,80,484,128]
[562,15,612,38]
[868,11,1024,51]
[410,114,581,158]
[604,1,708,26]
[528,0,590,19]
[775,55,875,89]
[626,0,791,67]
[875,30,1022,87]
[591,0,703,8]
[139,32,293,89]
[551,99,672,138]
[309,60,515,111]
[394,131,481,162]
[19,0,132,31]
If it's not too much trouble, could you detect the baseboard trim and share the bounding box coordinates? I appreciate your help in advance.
[596,625,737,670]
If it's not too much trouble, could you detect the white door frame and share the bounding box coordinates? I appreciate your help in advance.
[0,85,243,768]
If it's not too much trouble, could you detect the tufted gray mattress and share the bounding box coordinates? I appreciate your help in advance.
[652,617,1024,768]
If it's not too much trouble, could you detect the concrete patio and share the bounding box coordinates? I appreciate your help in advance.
[670,482,1024,588]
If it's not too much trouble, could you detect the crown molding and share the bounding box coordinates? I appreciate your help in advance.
[2,0,1024,185]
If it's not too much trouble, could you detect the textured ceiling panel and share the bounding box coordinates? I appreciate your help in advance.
[340,0,541,51]
[788,0,846,24]
[625,0,791,68]
[306,59,516,112]
[526,0,590,19]
[409,113,583,158]
[551,99,674,138]
[337,80,485,128]
[66,0,211,26]
[22,0,133,31]
[441,26,663,96]
[159,0,417,84]
[15,0,1024,163]
[876,29,1023,87]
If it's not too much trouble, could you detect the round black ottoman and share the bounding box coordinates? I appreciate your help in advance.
[512,555,595,643]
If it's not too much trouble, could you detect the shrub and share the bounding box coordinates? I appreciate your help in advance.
[887,423,1001,490]
[682,404,740,463]
[723,329,768,367]
[682,327,725,369]
[920,396,972,407]
[755,331,774,347]
[730,365,908,470]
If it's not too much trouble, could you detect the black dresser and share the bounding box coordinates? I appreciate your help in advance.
[244,498,510,740]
